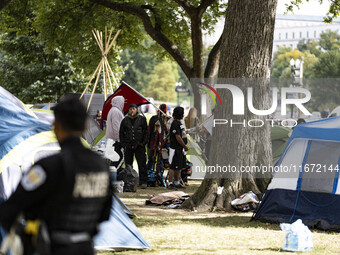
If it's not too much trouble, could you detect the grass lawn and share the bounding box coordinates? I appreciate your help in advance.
[99,181,340,255]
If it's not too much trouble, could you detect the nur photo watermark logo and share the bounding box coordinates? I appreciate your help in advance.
[194,79,312,129]
[197,82,223,114]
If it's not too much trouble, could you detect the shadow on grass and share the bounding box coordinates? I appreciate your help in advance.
[134,214,281,231]
[118,182,201,199]
[250,248,282,252]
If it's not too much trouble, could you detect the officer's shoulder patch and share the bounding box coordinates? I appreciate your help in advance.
[21,165,47,191]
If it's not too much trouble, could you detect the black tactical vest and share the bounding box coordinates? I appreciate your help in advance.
[38,143,111,235]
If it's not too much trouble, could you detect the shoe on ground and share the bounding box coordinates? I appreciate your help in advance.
[141,183,147,189]
[174,183,186,189]
[167,183,176,189]
[184,182,190,186]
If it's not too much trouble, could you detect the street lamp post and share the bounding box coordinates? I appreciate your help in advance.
[290,57,304,118]
[175,82,182,106]
[175,82,190,107]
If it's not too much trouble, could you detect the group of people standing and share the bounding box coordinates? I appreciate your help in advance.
[105,96,193,189]
[0,95,198,254]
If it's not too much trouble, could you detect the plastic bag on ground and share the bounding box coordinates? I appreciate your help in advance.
[280,219,313,252]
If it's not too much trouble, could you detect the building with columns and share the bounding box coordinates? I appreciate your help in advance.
[273,14,340,51]
[203,14,340,53]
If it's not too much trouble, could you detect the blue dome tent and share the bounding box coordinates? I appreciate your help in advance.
[252,117,340,231]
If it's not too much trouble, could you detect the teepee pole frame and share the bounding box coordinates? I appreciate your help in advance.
[80,27,121,112]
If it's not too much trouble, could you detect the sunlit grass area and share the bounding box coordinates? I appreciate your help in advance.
[99,181,340,255]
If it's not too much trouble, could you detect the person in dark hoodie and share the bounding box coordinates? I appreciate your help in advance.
[119,104,148,188]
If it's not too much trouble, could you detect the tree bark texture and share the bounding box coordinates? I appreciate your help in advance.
[183,0,277,211]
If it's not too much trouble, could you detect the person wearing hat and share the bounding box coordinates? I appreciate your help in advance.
[119,104,148,188]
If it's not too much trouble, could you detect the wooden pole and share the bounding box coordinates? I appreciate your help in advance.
[104,58,114,94]
[106,30,121,54]
[123,82,168,117]
[92,30,104,53]
[106,60,120,88]
[95,30,104,53]
[84,27,121,109]
[105,26,107,52]
[80,60,102,99]
[106,27,114,52]
[87,59,103,111]
[102,57,107,100]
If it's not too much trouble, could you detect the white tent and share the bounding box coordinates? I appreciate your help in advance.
[328,106,340,118]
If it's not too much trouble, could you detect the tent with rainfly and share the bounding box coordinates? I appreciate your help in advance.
[0,87,58,199]
[252,117,340,231]
[0,87,150,250]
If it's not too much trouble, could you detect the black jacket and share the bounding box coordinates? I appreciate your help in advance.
[0,137,112,237]
[119,114,148,148]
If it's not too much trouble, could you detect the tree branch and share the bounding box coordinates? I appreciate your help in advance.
[198,0,216,17]
[173,0,215,18]
[141,4,161,32]
[0,0,11,11]
[204,30,223,78]
[172,0,195,15]
[89,0,193,78]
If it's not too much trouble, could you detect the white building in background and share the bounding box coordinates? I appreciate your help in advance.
[273,14,340,51]
[203,14,340,53]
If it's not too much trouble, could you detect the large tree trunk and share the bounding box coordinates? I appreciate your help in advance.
[183,0,277,211]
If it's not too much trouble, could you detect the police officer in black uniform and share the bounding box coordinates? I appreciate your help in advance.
[0,96,112,255]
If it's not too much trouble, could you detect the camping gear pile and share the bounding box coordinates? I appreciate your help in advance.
[231,191,259,212]
[145,191,190,208]
[147,149,167,187]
